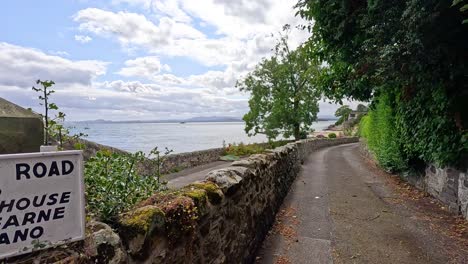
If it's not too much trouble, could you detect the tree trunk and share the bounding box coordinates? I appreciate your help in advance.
[293,94,301,140]
[293,123,301,141]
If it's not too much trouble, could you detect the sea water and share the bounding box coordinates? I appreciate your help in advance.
[70,121,335,154]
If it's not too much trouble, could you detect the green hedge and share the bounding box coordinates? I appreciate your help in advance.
[359,94,407,172]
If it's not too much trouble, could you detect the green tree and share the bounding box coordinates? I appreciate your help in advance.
[237,28,320,140]
[296,0,468,167]
[334,105,352,126]
[452,0,468,24]
[356,104,368,112]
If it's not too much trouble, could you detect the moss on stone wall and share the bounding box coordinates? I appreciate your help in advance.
[120,205,165,233]
[188,182,223,204]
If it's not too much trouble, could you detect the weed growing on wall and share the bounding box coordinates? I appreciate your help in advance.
[84,150,166,223]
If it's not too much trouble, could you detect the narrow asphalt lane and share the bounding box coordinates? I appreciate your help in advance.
[256,143,467,264]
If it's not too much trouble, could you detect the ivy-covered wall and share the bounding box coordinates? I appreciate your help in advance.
[297,0,468,170]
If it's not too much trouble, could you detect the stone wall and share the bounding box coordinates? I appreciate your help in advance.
[62,138,128,160]
[0,98,43,154]
[8,137,358,264]
[62,138,223,175]
[425,164,468,219]
[359,140,468,220]
[158,142,290,174]
[66,139,290,175]
[160,148,226,174]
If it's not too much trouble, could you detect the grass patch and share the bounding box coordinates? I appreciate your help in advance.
[223,141,290,157]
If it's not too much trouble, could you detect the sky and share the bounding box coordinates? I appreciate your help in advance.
[0,0,359,121]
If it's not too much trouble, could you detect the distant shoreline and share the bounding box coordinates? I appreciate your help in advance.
[70,118,338,125]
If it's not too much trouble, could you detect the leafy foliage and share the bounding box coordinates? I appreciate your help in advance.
[452,0,468,24]
[356,104,368,112]
[334,105,352,126]
[32,79,87,148]
[237,26,321,140]
[328,133,337,139]
[32,80,64,145]
[85,150,166,222]
[147,147,173,184]
[224,142,265,156]
[297,0,468,167]
[360,95,407,172]
[223,140,290,157]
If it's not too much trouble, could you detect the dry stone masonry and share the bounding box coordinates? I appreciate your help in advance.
[9,137,358,263]
[425,164,468,219]
[360,141,468,220]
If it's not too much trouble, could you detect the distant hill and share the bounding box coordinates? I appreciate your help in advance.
[184,116,242,122]
[317,116,338,121]
[75,116,243,124]
[74,115,336,124]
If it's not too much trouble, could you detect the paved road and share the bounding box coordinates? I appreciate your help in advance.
[164,160,232,189]
[256,143,467,264]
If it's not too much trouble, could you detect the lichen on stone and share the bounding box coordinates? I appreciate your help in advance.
[188,182,224,205]
[119,205,165,233]
[205,167,246,193]
[183,188,207,201]
[181,187,210,216]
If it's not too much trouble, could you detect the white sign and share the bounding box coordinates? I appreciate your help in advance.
[0,151,85,260]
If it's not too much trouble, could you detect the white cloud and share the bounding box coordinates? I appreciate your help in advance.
[74,34,92,43]
[117,56,170,80]
[153,0,191,23]
[179,0,303,39]
[0,2,354,121]
[49,50,70,56]
[0,42,107,88]
[73,3,305,67]
[74,8,204,50]
[0,42,250,121]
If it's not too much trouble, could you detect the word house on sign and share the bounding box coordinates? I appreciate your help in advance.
[0,150,85,260]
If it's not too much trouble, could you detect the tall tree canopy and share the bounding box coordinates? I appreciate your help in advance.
[356,104,368,112]
[334,105,352,126]
[296,0,468,166]
[237,29,320,140]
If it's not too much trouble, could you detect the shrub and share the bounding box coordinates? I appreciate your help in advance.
[266,140,290,149]
[358,115,370,138]
[359,94,407,172]
[84,150,165,223]
[224,142,264,156]
[328,133,337,138]
[223,141,290,157]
